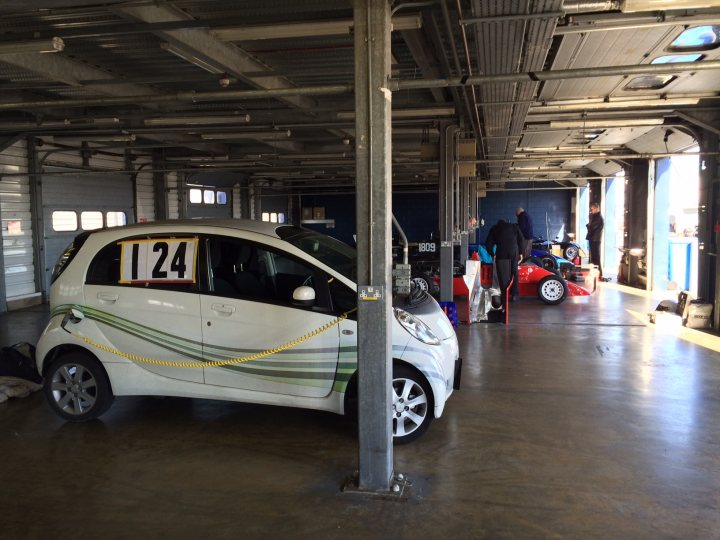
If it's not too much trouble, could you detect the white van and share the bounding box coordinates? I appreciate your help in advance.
[37,220,461,443]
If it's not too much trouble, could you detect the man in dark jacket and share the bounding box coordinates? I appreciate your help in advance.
[515,207,533,258]
[486,219,524,302]
[586,202,604,279]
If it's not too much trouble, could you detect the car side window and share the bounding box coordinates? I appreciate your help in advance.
[206,236,330,309]
[86,237,199,293]
[328,277,357,319]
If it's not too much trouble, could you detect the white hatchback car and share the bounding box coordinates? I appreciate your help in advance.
[37,220,461,443]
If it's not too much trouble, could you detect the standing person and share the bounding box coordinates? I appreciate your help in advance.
[586,202,605,280]
[515,207,534,259]
[485,219,524,303]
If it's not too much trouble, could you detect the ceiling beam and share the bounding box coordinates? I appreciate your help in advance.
[113,4,316,112]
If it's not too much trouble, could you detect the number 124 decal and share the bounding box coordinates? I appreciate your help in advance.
[119,238,198,284]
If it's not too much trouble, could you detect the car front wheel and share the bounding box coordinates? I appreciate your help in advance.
[537,275,568,305]
[392,365,434,444]
[43,351,114,422]
[411,272,439,296]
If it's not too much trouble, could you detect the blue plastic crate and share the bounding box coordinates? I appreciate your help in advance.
[439,301,458,327]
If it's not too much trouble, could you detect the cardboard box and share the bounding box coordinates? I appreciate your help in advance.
[301,207,313,220]
[313,207,325,220]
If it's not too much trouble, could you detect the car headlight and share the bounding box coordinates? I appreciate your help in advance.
[394,308,440,345]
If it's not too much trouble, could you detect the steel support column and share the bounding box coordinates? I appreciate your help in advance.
[698,129,719,323]
[439,124,458,302]
[459,178,469,265]
[152,151,168,220]
[354,0,393,492]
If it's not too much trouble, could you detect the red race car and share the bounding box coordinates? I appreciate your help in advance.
[448,261,594,305]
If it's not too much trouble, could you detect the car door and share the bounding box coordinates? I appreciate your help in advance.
[200,235,341,398]
[84,235,204,384]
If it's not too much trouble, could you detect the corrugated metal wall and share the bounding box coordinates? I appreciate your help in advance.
[0,139,37,302]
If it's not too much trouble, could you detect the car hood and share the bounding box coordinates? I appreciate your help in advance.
[394,291,456,341]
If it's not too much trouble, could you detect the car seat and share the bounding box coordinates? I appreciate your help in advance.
[210,241,237,296]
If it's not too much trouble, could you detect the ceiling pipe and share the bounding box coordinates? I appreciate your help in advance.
[2,61,720,112]
[391,59,720,91]
[562,1,622,13]
[439,0,482,145]
[452,0,484,150]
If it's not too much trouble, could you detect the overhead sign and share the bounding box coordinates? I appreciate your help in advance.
[119,238,198,284]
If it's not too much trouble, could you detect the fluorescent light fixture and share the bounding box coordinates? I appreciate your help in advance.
[337,106,456,119]
[144,115,250,126]
[530,97,699,113]
[622,0,720,13]
[200,130,292,140]
[550,118,665,128]
[160,42,226,74]
[211,14,421,41]
[0,37,64,54]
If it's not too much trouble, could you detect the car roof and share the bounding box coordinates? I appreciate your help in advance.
[85,218,293,240]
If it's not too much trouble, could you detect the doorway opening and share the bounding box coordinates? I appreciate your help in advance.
[653,149,700,295]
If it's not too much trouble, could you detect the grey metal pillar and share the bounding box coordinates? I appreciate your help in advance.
[439,124,458,302]
[469,182,479,244]
[152,151,168,220]
[459,178,469,264]
[697,130,719,323]
[354,0,393,492]
[27,137,47,301]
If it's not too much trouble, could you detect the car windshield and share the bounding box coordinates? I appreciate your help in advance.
[279,227,357,281]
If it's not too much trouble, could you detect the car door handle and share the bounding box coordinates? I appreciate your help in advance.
[97,292,118,303]
[211,303,236,315]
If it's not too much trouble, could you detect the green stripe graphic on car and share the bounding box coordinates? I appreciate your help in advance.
[55,304,359,389]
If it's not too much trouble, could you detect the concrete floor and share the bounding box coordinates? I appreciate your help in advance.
[1,284,719,539]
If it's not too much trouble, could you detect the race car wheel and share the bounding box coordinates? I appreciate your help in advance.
[43,351,114,422]
[392,365,434,444]
[537,275,568,305]
[541,256,557,271]
[564,245,580,261]
[411,272,439,296]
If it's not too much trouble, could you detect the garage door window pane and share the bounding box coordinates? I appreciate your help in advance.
[625,75,674,90]
[669,25,720,51]
[203,190,215,204]
[106,211,126,227]
[217,191,227,205]
[189,188,202,204]
[81,211,104,230]
[52,211,78,232]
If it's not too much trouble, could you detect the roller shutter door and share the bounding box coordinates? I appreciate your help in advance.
[0,140,38,303]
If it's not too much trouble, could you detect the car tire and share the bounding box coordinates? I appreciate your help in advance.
[392,365,434,444]
[537,275,568,305]
[43,351,114,422]
[411,272,439,296]
[564,245,579,260]
[541,256,557,271]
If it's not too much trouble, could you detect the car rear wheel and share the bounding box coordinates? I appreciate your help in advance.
[43,351,114,422]
[541,256,557,271]
[537,275,568,305]
[392,365,434,444]
[564,245,579,260]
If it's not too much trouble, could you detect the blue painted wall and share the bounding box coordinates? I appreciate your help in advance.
[297,192,439,245]
[477,190,573,244]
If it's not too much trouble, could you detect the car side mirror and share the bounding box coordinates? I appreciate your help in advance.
[292,285,316,307]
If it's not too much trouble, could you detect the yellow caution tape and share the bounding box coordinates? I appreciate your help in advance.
[69,308,356,369]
